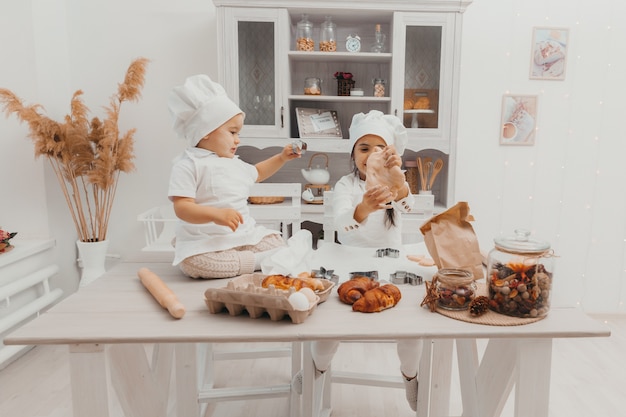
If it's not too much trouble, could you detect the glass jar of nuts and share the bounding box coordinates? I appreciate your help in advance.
[486,229,554,318]
[434,268,476,311]
[320,16,337,52]
[296,14,314,52]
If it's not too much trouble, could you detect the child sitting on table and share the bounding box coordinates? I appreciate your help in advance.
[167,74,301,279]
[307,110,421,411]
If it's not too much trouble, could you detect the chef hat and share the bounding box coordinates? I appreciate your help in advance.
[348,110,407,155]
[168,74,244,147]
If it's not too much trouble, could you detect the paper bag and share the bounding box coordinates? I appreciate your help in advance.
[261,230,313,276]
[419,202,483,279]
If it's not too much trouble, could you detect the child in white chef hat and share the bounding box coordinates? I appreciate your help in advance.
[302,110,421,411]
[334,109,414,247]
[167,74,301,279]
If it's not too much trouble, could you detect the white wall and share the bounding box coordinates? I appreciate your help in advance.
[1,0,625,313]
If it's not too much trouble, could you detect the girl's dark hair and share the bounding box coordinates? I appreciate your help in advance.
[350,148,396,228]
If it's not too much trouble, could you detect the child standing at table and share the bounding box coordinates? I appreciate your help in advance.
[167,74,301,279]
[308,110,421,411]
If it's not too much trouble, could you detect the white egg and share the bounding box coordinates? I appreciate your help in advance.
[298,287,317,303]
[288,292,310,311]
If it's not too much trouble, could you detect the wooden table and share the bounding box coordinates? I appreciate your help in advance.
[5,242,610,417]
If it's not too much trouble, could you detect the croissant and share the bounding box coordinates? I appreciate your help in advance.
[261,275,324,291]
[337,276,379,305]
[352,284,402,313]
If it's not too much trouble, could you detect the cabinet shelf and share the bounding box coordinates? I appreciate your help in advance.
[289,95,390,103]
[288,51,392,63]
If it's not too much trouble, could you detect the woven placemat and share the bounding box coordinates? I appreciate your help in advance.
[435,282,546,326]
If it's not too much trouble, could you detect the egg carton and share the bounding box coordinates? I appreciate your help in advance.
[204,274,334,324]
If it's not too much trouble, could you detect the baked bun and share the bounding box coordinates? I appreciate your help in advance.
[413,97,430,109]
[337,276,379,305]
[352,284,402,313]
[404,98,415,109]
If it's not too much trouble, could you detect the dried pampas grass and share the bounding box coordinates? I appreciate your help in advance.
[0,57,149,242]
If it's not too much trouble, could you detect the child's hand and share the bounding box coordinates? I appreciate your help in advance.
[362,184,395,211]
[213,208,245,231]
[280,143,303,161]
[382,145,402,169]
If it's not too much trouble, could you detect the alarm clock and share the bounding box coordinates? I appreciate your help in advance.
[346,34,361,53]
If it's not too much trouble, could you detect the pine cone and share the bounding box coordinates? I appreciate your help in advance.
[469,296,490,316]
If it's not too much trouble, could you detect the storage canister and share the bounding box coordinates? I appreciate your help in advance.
[296,14,314,51]
[319,16,337,52]
[434,268,476,311]
[373,78,386,97]
[404,160,419,194]
[486,229,554,318]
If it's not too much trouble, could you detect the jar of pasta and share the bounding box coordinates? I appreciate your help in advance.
[296,14,314,52]
[372,78,386,97]
[434,268,476,311]
[486,229,554,318]
[319,16,337,52]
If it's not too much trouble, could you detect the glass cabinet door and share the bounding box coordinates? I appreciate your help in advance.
[391,12,456,147]
[217,8,288,138]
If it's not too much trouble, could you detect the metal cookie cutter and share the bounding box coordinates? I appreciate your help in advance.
[349,271,379,280]
[311,266,339,284]
[376,248,400,258]
[390,271,423,286]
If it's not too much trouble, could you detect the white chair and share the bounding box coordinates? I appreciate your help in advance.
[137,182,304,416]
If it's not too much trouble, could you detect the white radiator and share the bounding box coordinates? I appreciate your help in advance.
[0,264,63,368]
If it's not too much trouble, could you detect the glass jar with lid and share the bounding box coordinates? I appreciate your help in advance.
[304,77,322,95]
[486,229,554,318]
[372,78,386,97]
[319,16,337,52]
[434,268,476,310]
[296,14,314,51]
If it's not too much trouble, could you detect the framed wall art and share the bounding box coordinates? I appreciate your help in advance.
[500,94,538,146]
[295,107,343,138]
[529,27,569,80]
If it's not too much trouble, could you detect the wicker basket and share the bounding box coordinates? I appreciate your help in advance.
[337,79,355,96]
[248,196,285,204]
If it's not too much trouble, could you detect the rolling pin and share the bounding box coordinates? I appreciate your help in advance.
[138,267,186,319]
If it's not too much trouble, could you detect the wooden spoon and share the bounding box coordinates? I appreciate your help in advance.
[428,158,444,190]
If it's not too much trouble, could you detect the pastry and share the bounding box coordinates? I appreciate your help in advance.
[352,284,402,313]
[413,97,430,109]
[403,98,414,109]
[337,276,379,305]
[261,275,324,291]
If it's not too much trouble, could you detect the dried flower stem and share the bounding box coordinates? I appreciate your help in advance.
[0,58,149,242]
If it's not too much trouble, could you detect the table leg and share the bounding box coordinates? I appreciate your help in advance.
[175,343,200,417]
[69,343,110,417]
[456,339,479,416]
[515,338,552,417]
[417,339,453,417]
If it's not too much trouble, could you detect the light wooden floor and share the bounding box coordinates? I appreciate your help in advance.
[1,314,624,417]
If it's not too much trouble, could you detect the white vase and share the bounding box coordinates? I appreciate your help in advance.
[76,239,109,287]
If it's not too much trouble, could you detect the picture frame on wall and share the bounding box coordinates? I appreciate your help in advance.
[500,94,538,146]
[295,107,343,138]
[529,27,569,80]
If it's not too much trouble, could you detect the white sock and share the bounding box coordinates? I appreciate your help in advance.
[397,339,422,379]
[311,340,340,372]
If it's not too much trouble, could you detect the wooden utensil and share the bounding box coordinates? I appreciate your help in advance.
[428,158,444,190]
[416,157,427,192]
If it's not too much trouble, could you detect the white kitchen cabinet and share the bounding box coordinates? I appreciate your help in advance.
[213,0,473,208]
